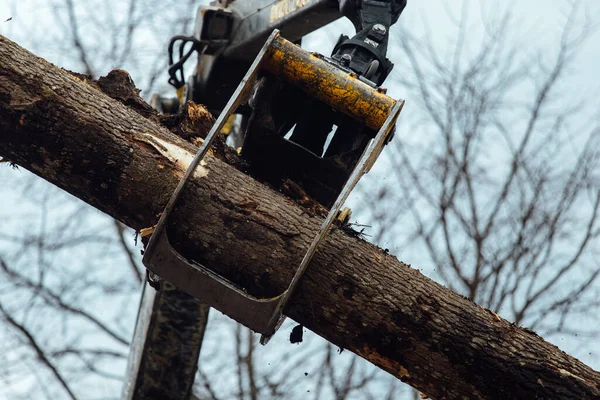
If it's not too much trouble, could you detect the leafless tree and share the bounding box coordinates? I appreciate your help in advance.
[3,0,200,94]
[0,1,198,396]
[0,173,138,399]
[358,0,600,362]
[190,322,398,400]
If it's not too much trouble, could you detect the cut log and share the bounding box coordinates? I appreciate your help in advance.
[1,35,599,399]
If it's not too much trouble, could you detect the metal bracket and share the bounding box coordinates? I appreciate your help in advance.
[143,30,283,333]
[142,28,404,343]
[259,99,403,344]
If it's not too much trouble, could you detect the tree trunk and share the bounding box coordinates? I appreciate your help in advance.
[123,281,210,400]
[1,35,599,400]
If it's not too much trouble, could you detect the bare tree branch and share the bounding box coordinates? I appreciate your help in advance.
[0,300,78,400]
[113,220,143,283]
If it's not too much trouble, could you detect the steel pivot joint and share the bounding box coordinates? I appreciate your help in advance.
[334,0,407,85]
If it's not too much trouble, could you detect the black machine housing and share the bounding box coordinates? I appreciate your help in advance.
[166,0,407,207]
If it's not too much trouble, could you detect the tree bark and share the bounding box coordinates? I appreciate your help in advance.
[1,35,599,400]
[94,70,214,400]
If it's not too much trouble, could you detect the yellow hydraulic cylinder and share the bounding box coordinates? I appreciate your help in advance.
[263,35,397,131]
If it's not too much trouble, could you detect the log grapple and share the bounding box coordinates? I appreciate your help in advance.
[144,0,406,343]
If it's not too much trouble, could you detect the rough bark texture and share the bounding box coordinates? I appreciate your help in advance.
[44,67,214,400]
[1,35,599,400]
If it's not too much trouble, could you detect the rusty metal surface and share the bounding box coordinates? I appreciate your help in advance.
[263,35,397,131]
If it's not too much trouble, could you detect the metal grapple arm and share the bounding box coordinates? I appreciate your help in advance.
[167,0,407,108]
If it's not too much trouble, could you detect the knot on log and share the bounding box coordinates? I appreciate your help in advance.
[97,69,156,119]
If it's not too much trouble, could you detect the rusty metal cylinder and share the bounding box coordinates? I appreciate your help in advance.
[263,35,397,131]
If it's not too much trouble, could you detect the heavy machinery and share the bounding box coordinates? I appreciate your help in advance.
[143,0,406,343]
